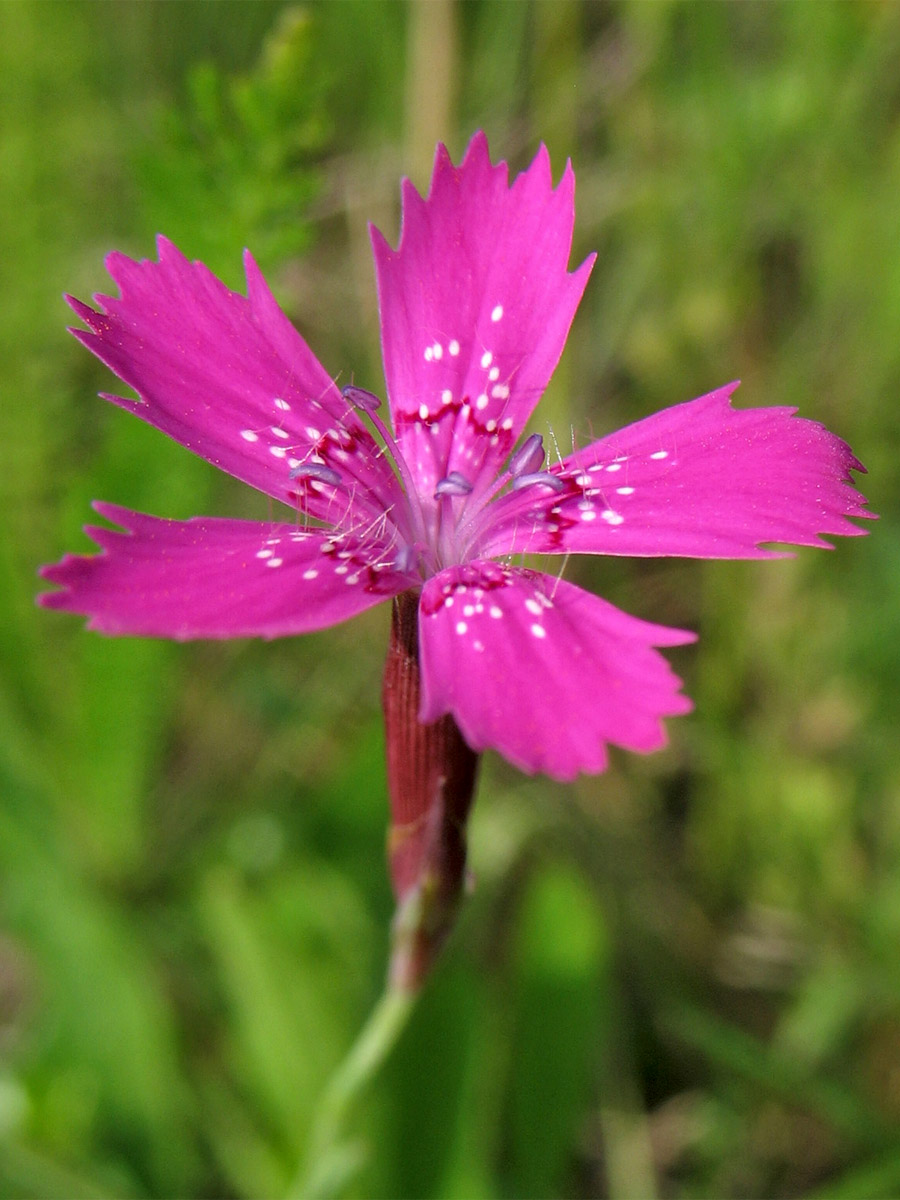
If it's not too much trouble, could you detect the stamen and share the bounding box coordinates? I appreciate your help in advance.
[510,470,566,493]
[394,544,419,573]
[434,471,474,499]
[289,463,342,486]
[339,384,428,552]
[509,433,545,477]
[342,384,382,412]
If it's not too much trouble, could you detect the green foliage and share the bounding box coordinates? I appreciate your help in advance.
[2,1,898,1197]
[135,8,328,276]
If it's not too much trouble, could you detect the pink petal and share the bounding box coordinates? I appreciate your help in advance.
[371,132,593,498]
[39,503,412,640]
[418,561,695,781]
[68,238,402,525]
[479,383,874,560]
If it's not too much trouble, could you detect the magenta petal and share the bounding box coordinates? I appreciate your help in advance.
[481,383,874,560]
[417,562,695,781]
[372,132,594,497]
[39,503,412,640]
[67,239,401,521]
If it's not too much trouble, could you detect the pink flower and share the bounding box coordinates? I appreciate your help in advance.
[40,133,872,783]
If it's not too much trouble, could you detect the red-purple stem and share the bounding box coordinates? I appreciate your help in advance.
[382,589,479,990]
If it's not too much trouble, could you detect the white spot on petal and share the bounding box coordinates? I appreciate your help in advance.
[480,351,492,369]
[525,598,542,616]
[456,621,468,635]
[489,605,503,619]
[305,426,320,440]
[491,305,503,322]
[492,384,510,400]
[265,558,283,568]
[531,623,546,639]
[476,393,489,410]
[617,486,635,495]
[441,389,453,404]
[424,346,433,362]
[581,510,597,522]
[651,450,668,460]
[302,568,318,580]
[432,342,443,360]
[419,403,429,420]
[605,462,622,472]
[274,398,290,411]
[256,549,272,559]
[272,427,290,439]
[270,446,287,458]
[241,429,259,442]
[489,366,500,381]
[449,339,460,356]
[602,509,624,525]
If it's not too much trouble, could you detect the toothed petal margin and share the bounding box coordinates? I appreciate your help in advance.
[372,132,593,497]
[67,239,401,522]
[481,383,874,560]
[39,503,413,640]
[417,561,695,781]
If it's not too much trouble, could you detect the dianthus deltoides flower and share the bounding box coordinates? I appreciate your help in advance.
[41,133,871,985]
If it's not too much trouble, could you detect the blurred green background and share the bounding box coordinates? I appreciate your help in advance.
[2,1,898,1197]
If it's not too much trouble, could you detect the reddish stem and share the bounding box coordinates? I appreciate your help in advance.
[382,589,479,989]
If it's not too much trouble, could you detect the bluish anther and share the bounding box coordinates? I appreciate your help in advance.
[509,433,545,477]
[434,471,474,499]
[510,470,566,493]
[289,463,342,485]
[342,384,382,412]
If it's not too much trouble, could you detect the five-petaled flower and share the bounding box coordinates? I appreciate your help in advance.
[40,133,872,785]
